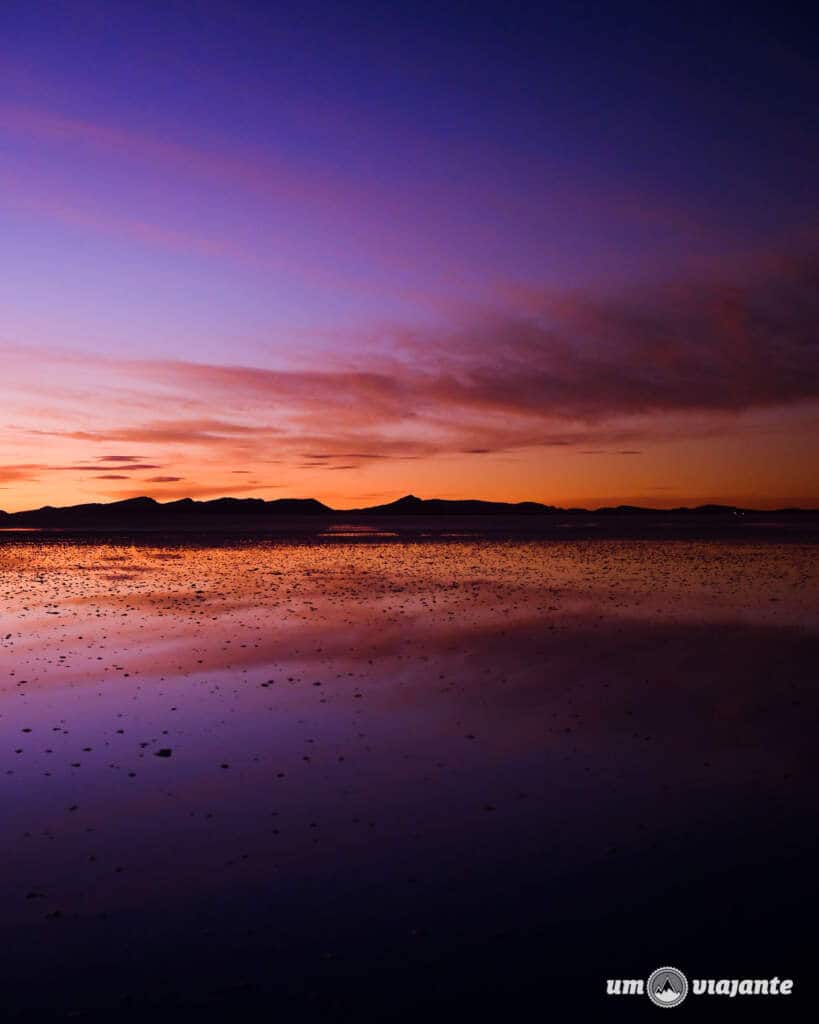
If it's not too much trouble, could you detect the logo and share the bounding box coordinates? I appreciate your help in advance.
[607,967,794,1004]
[646,967,688,1008]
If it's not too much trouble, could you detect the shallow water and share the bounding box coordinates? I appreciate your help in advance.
[1,538,816,1018]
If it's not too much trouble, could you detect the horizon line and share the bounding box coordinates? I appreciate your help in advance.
[2,493,818,517]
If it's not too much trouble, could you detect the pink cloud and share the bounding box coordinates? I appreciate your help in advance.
[5,246,818,509]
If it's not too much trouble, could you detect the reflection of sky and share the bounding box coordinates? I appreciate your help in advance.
[1,536,816,1011]
[2,538,817,893]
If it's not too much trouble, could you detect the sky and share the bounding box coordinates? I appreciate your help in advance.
[1,0,818,511]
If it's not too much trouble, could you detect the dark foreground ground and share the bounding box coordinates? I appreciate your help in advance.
[0,533,816,1020]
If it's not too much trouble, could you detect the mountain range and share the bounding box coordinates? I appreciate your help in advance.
[0,493,815,529]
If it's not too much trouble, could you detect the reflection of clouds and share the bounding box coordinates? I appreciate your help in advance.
[1,540,815,782]
[0,536,816,968]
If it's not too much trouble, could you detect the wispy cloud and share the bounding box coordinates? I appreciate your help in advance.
[107,481,285,500]
[3,247,818,509]
[127,252,819,442]
[0,464,42,485]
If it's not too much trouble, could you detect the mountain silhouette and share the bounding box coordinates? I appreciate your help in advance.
[353,494,558,515]
[0,495,330,528]
[0,494,816,531]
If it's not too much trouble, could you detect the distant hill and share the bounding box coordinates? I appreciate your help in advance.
[353,494,558,515]
[1,495,331,528]
[0,493,816,530]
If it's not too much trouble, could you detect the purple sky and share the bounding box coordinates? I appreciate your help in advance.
[2,1,818,509]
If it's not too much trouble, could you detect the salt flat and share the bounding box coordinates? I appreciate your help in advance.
[1,536,816,1018]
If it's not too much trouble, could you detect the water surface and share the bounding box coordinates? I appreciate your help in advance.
[1,537,816,1018]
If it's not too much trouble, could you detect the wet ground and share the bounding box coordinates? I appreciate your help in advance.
[1,535,816,1019]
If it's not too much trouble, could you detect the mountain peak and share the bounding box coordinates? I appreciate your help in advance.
[111,496,158,508]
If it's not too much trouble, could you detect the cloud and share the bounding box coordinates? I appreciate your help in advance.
[107,482,285,500]
[46,462,162,470]
[0,107,430,302]
[58,420,277,445]
[300,453,388,460]
[119,251,817,454]
[145,476,183,483]
[94,474,130,479]
[0,464,42,484]
[9,249,819,477]
[418,260,819,424]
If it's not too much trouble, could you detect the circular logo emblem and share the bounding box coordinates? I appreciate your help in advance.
[647,966,688,1008]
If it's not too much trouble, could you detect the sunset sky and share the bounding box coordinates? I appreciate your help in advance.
[2,1,818,511]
